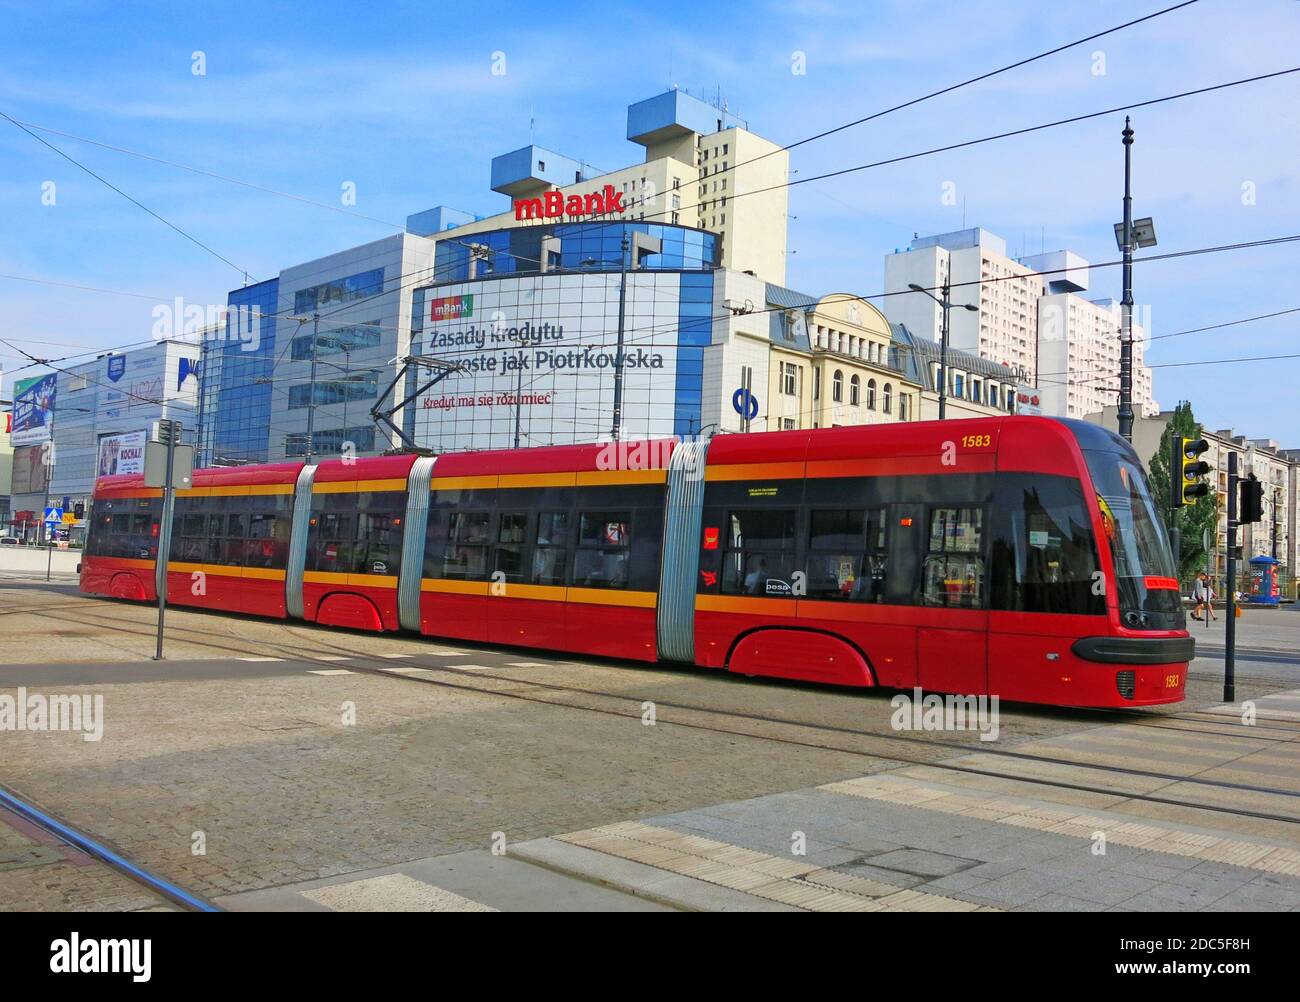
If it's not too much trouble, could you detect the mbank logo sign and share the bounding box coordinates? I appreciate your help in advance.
[513,184,626,221]
[430,294,473,321]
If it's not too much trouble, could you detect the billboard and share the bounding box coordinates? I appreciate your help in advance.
[1015,384,1042,416]
[11,373,56,446]
[11,445,49,495]
[97,430,148,477]
[413,273,687,452]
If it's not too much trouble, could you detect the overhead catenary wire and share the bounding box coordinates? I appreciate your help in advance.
[9,48,1298,446]
[0,110,249,278]
[9,61,1299,383]
[0,1,1223,355]
[1,1,1200,254]
[13,229,1300,437]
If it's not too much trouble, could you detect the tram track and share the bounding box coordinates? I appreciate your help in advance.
[0,781,220,912]
[285,650,1300,827]
[24,598,1299,746]
[15,599,1300,828]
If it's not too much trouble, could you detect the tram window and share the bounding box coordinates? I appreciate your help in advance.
[171,499,219,563]
[246,495,292,570]
[922,507,984,608]
[354,492,405,576]
[990,479,1104,614]
[310,507,359,575]
[807,508,888,602]
[721,509,797,596]
[441,511,490,579]
[94,500,159,560]
[573,511,631,589]
[89,512,112,555]
[495,511,528,582]
[532,511,569,586]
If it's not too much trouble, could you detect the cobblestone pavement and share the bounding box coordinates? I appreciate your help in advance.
[0,805,172,911]
[2,582,1298,911]
[515,690,1300,912]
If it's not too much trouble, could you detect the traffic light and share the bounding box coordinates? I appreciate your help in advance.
[1173,436,1211,508]
[73,502,85,520]
[1239,474,1264,524]
[155,419,182,446]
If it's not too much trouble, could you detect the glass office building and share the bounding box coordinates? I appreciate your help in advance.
[409,221,717,449]
[200,278,279,466]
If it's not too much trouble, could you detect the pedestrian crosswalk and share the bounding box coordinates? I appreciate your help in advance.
[300,873,497,912]
[297,652,557,678]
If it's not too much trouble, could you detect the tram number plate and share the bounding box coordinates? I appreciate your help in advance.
[1165,673,1181,688]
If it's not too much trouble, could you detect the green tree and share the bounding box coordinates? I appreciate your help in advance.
[1148,400,1218,580]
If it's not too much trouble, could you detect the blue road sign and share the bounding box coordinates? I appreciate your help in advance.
[44,506,63,525]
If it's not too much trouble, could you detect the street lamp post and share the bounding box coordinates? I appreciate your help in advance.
[1113,117,1157,443]
[908,281,978,419]
[612,229,630,440]
[512,328,529,449]
[581,236,632,440]
[305,312,320,463]
[1272,486,1281,560]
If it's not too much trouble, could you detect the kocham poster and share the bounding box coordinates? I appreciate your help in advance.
[96,430,148,477]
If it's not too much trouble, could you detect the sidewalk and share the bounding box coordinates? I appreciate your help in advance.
[0,546,82,575]
[511,690,1300,911]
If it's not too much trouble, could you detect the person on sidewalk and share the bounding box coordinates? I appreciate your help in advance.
[1192,573,1216,621]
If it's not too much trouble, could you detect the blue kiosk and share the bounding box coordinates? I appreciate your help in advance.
[1246,555,1281,605]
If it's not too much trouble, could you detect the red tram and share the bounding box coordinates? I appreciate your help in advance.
[79,416,1192,707]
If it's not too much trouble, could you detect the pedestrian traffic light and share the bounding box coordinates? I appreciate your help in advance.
[1239,473,1264,524]
[1174,436,1211,508]
[73,502,85,520]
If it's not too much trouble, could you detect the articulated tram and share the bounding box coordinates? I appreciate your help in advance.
[79,416,1192,707]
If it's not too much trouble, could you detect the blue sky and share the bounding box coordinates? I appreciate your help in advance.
[2,0,1298,442]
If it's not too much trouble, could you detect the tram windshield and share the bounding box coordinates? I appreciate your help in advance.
[1083,449,1184,630]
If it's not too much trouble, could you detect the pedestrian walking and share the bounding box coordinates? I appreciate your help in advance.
[1191,573,1216,621]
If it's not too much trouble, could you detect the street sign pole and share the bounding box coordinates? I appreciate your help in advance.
[43,506,63,582]
[1203,526,1212,632]
[1224,452,1238,703]
[153,422,179,661]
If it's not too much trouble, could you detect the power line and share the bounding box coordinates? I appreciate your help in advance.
[2,2,1198,255]
[656,65,1300,226]
[1032,305,1300,382]
[3,118,409,230]
[693,1,1203,187]
[17,230,1298,404]
[0,110,249,277]
[12,66,1297,379]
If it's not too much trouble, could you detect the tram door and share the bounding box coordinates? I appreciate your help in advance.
[902,501,989,696]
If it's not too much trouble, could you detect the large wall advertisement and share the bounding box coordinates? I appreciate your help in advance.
[11,373,56,447]
[413,273,697,452]
[96,430,148,477]
[11,445,49,495]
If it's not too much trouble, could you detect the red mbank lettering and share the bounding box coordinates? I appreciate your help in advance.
[514,183,626,221]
